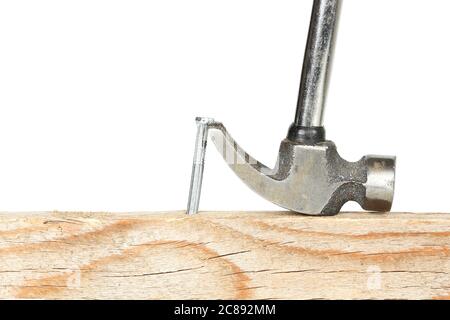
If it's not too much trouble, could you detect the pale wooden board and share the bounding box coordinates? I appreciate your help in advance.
[1,211,450,300]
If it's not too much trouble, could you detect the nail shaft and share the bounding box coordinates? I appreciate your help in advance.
[186,117,214,215]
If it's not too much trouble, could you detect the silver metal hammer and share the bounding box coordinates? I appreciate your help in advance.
[187,0,396,216]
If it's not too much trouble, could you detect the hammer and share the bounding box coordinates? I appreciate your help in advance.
[187,0,395,216]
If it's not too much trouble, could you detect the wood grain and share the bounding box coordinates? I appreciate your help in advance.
[1,211,450,300]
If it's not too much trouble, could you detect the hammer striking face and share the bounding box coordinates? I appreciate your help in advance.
[187,0,396,215]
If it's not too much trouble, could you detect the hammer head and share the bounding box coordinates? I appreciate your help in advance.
[209,121,395,216]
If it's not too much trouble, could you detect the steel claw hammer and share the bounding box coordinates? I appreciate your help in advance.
[187,0,396,216]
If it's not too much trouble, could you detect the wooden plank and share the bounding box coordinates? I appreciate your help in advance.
[0,211,450,300]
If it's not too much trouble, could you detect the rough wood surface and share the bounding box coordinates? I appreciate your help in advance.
[1,211,450,300]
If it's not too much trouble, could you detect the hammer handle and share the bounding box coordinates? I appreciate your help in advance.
[294,0,341,128]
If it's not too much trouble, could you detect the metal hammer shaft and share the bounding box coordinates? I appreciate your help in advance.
[294,0,341,128]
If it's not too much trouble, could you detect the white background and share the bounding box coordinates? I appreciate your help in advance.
[0,0,448,213]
